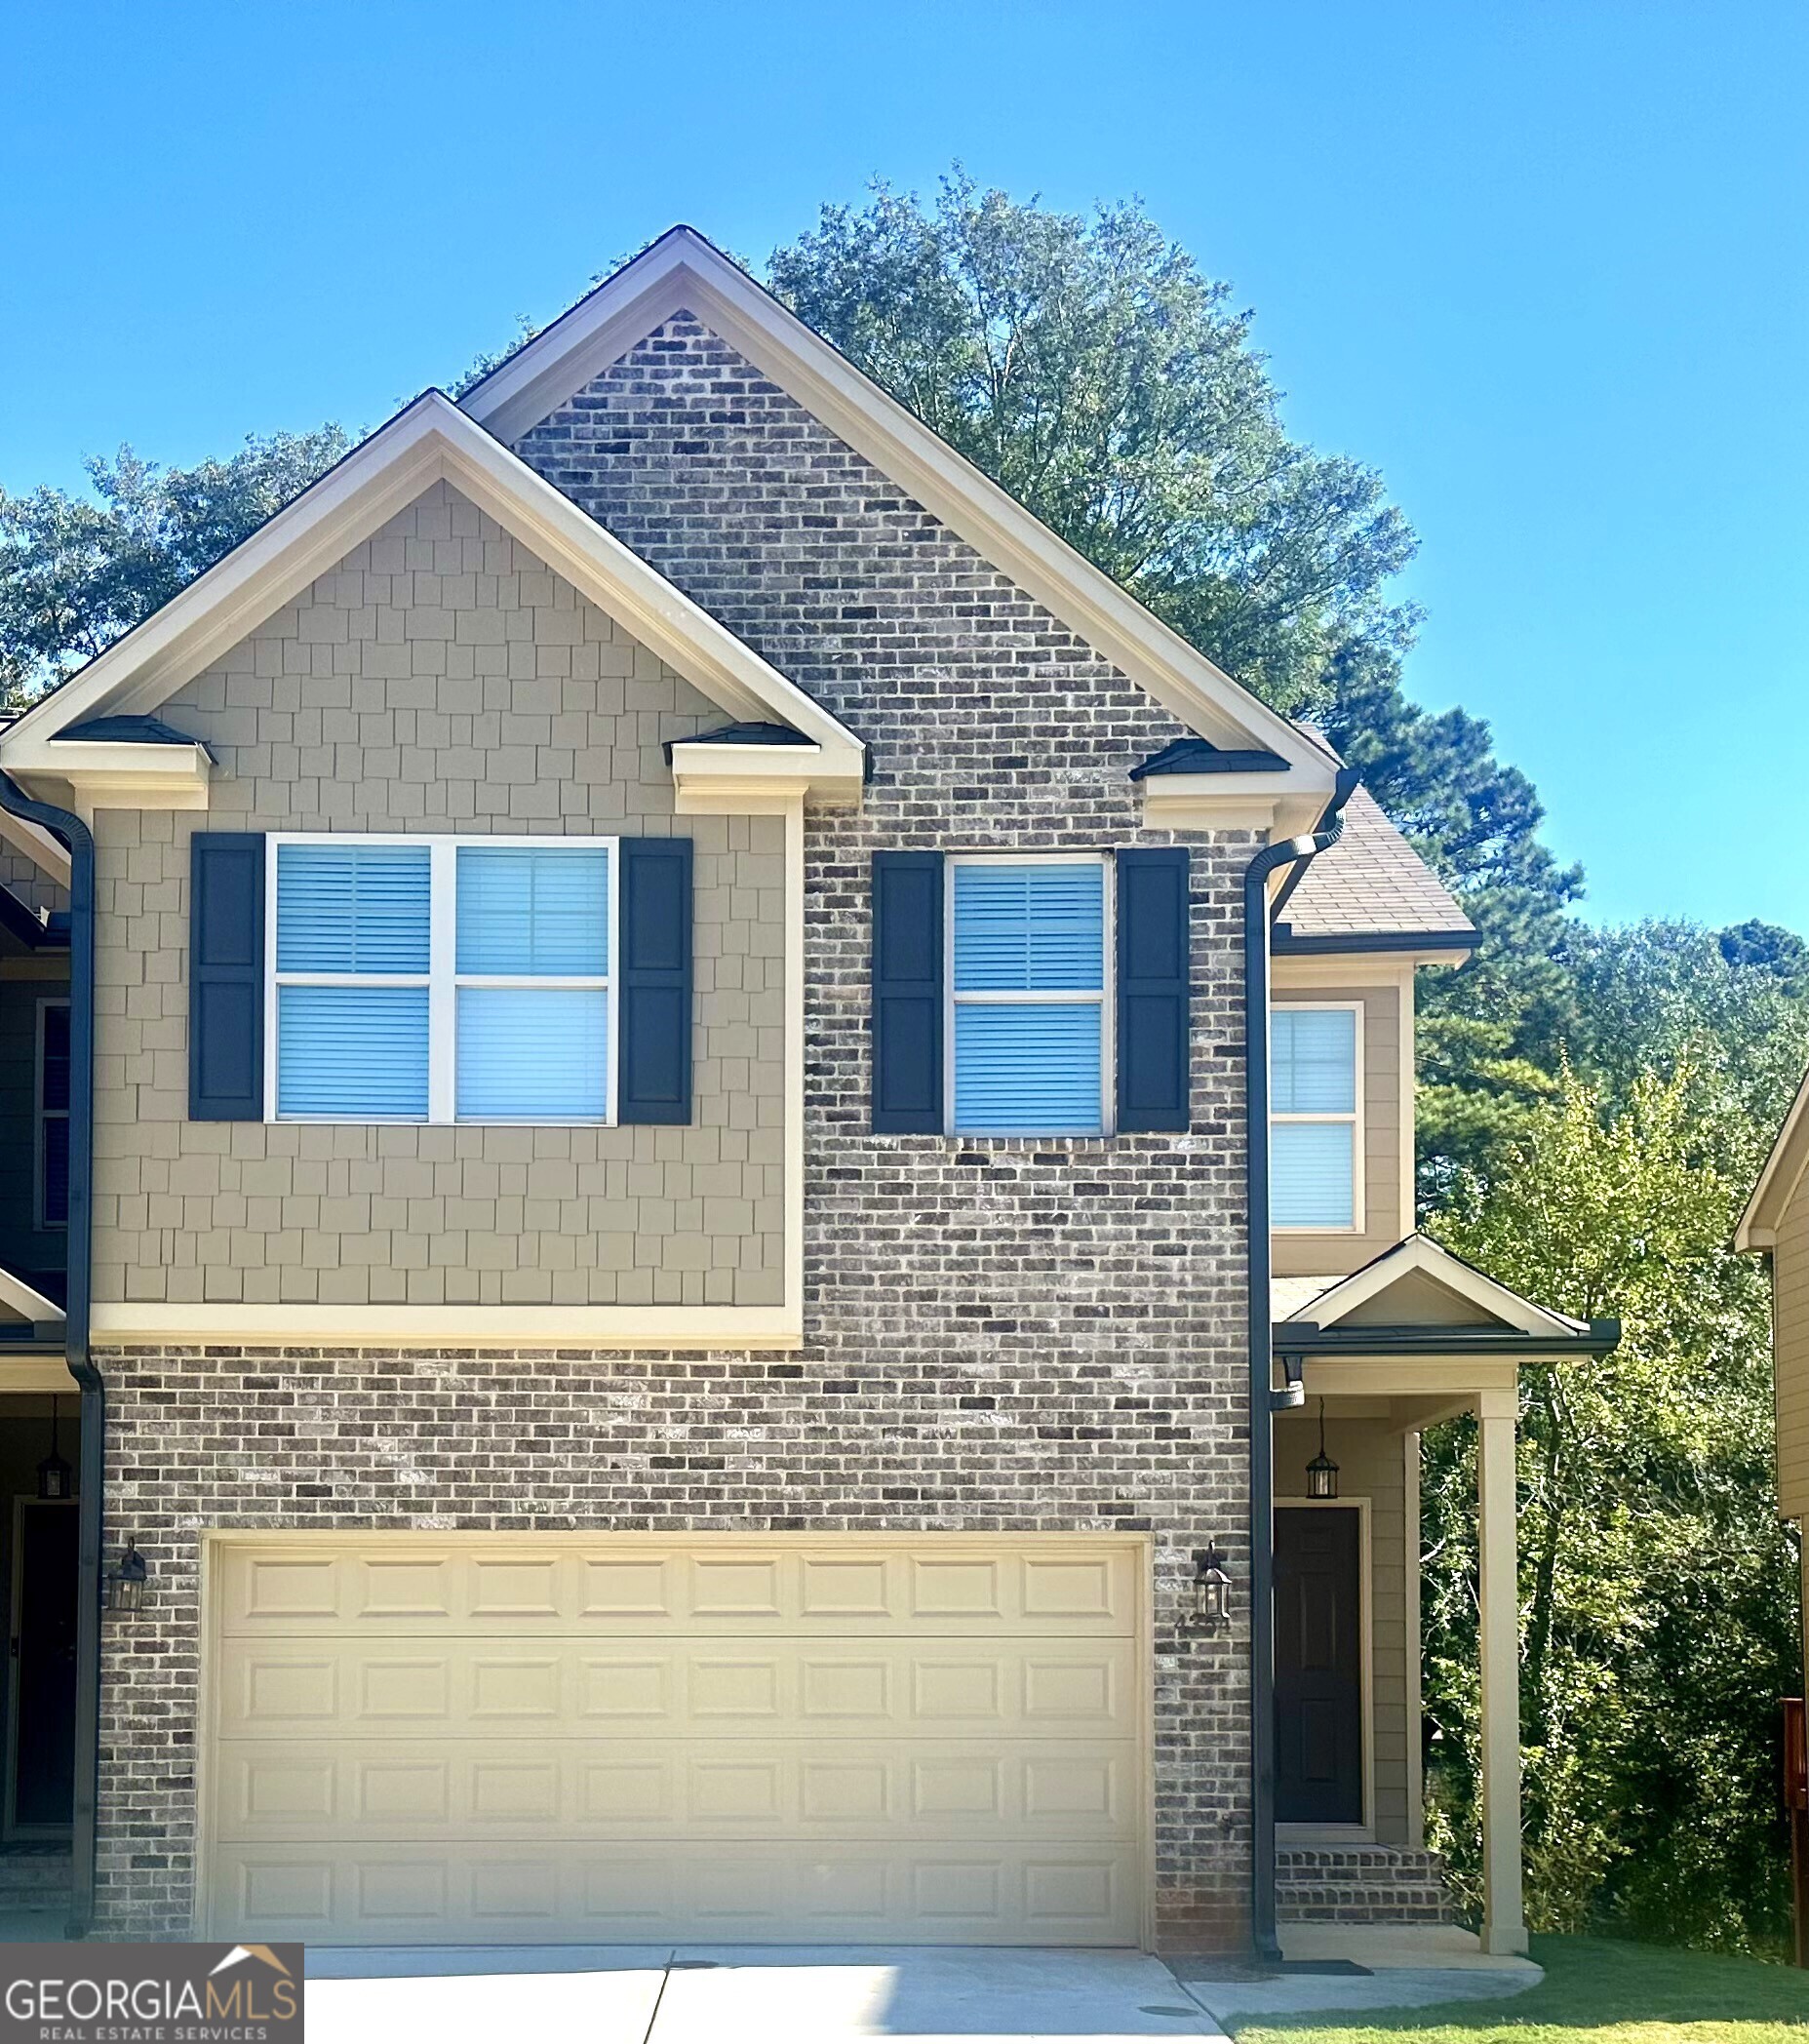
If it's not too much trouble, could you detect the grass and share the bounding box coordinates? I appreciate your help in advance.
[1222,1935,1809,2044]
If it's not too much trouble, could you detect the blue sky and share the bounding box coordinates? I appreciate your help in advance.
[3,2,1801,928]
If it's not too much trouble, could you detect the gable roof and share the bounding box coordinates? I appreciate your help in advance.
[1738,1059,1809,1250]
[1274,787,1476,954]
[460,226,1339,795]
[0,391,866,790]
[1275,1233,1591,1338]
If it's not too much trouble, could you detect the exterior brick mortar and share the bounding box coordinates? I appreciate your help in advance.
[92,311,1260,1954]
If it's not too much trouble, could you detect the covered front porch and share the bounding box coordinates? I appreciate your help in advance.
[1270,1234,1619,1959]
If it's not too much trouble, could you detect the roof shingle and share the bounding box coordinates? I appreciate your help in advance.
[1278,786,1475,944]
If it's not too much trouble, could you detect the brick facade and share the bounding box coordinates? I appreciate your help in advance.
[93,314,1260,1952]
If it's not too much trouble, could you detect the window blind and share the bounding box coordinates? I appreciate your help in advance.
[1272,1007,1358,1228]
[455,845,609,976]
[952,862,1105,1135]
[274,844,431,1118]
[276,843,430,973]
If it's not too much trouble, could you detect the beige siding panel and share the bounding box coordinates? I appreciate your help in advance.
[204,1536,1145,1946]
[0,846,66,920]
[91,481,784,1311]
[1274,1418,1410,1845]
[1778,1183,1809,1519]
[1273,981,1408,1279]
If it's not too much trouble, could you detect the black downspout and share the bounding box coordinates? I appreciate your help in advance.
[1243,766,1359,1962]
[0,771,99,1939]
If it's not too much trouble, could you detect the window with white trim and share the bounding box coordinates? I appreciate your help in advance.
[268,835,616,1123]
[35,999,70,1229]
[1272,1003,1361,1230]
[948,856,1111,1136]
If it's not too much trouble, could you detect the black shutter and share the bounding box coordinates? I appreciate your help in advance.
[189,832,266,1120]
[872,851,943,1133]
[618,836,693,1124]
[1116,846,1191,1132]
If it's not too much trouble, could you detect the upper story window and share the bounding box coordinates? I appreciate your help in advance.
[1272,1003,1361,1231]
[269,835,615,1123]
[36,999,69,1229]
[949,857,1110,1136]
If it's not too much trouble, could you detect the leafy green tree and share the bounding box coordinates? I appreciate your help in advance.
[0,428,348,704]
[1423,968,1807,1949]
[770,172,1418,716]
[769,175,1583,1085]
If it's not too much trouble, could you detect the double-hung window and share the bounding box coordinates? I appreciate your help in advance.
[949,857,1110,1136]
[269,835,615,1123]
[36,999,70,1229]
[1271,1003,1361,1230]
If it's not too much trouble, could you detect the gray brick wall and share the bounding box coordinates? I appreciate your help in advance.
[95,316,1259,1953]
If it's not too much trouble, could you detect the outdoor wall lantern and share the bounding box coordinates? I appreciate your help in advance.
[36,1395,72,1501]
[1187,1543,1233,1631]
[104,1538,148,1614]
[1306,1396,1340,1500]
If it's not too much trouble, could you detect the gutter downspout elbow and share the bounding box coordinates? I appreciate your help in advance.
[0,770,99,1939]
[1243,766,1360,1962]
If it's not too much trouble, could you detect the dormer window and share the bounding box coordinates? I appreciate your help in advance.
[1272,1004,1362,1231]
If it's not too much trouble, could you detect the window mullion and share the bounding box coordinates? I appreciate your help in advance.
[429,840,456,1124]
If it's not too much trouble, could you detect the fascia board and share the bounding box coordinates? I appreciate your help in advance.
[0,393,863,774]
[462,233,1338,785]
[1308,1236,1578,1337]
[432,415,863,763]
[1737,1064,1809,1251]
[0,1263,65,1324]
[0,809,72,889]
[7,738,212,783]
[0,407,448,746]
[667,740,863,808]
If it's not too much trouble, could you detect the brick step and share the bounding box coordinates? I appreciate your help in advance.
[1277,1846,1456,1925]
[0,1850,72,1906]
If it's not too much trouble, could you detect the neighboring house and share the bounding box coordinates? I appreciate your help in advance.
[1737,1070,1809,1780]
[0,228,1616,1958]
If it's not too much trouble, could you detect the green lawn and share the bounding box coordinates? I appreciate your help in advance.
[1223,1936,1809,2044]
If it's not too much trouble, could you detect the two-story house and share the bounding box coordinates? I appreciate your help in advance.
[0,228,1614,1960]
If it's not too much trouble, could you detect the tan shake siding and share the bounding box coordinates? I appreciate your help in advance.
[1275,1415,1412,1844]
[0,845,67,919]
[1272,980,1406,1278]
[1773,1172,1809,1519]
[90,481,785,1309]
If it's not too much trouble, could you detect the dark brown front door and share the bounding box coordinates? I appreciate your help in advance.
[1275,1505,1363,1826]
[8,1499,78,1833]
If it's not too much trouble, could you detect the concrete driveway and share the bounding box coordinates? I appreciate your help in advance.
[305,1946,1227,2041]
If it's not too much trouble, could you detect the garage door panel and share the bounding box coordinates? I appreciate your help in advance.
[207,1538,1145,1946]
[216,1636,1138,1739]
[217,1544,1138,1638]
[209,1842,1140,1946]
[214,1738,1137,1844]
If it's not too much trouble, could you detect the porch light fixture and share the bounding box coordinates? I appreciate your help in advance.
[104,1538,148,1615]
[1306,1396,1340,1501]
[1188,1543,1233,1631]
[36,1395,72,1501]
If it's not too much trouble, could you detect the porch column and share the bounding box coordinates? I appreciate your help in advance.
[1476,1388,1528,1954]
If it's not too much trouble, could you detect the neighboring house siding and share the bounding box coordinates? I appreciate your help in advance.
[1271,978,1407,1278]
[91,483,786,1310]
[0,845,68,919]
[1774,1174,1809,1520]
[95,325,1255,1951]
[0,970,68,1284]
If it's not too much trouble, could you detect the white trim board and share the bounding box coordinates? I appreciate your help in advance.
[1282,1233,1584,1338]
[0,393,866,803]
[460,227,1339,826]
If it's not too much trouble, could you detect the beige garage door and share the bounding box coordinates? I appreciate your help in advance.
[205,1537,1146,1946]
